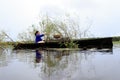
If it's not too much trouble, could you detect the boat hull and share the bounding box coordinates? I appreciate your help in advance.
[14,37,113,49]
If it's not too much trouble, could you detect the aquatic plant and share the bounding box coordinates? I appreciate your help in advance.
[0,31,6,42]
[17,13,92,47]
[18,25,38,43]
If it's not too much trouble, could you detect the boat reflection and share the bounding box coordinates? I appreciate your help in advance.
[0,47,114,80]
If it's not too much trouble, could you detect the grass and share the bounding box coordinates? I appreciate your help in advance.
[0,42,16,49]
[113,41,120,44]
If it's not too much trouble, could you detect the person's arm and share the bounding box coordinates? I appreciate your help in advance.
[40,34,44,37]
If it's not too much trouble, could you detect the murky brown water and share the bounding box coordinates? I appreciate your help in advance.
[0,45,120,80]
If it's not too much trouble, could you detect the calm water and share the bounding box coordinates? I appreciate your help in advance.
[0,45,120,80]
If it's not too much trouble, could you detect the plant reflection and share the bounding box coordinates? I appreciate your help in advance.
[0,48,11,67]
[0,48,113,80]
[36,49,113,80]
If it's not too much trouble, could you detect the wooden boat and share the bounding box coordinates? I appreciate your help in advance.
[14,37,113,49]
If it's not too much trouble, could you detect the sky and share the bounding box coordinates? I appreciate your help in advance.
[0,0,120,40]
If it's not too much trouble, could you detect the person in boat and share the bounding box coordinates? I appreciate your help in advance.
[35,50,42,63]
[35,31,45,43]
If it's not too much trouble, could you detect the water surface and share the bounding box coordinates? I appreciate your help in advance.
[0,45,120,80]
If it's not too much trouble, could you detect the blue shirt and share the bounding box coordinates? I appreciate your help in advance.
[35,34,44,43]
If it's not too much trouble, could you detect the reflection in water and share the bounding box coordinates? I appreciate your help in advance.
[36,49,113,80]
[0,48,12,67]
[35,50,42,63]
[41,50,71,79]
[1,47,120,80]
